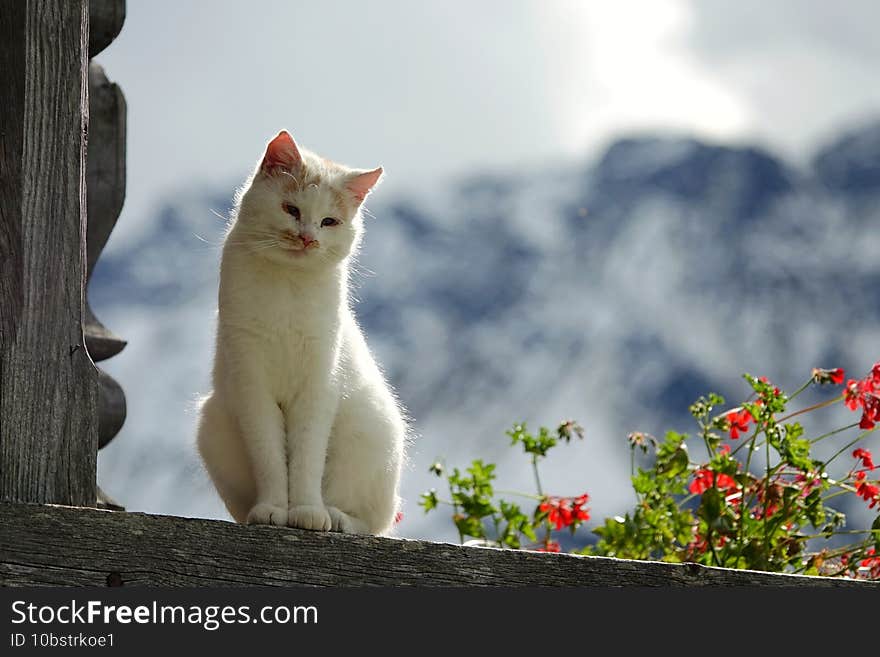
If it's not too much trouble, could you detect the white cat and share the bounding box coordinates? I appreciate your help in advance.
[197,130,407,535]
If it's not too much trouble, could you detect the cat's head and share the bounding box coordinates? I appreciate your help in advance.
[232,131,382,269]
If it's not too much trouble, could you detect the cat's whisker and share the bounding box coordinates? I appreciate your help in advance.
[239,241,279,250]
[192,233,226,248]
[348,261,376,279]
[224,237,278,248]
[279,171,300,187]
[209,207,231,222]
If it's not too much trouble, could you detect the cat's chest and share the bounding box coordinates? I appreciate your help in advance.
[221,278,340,368]
[229,295,336,350]
[248,300,328,338]
[225,273,335,333]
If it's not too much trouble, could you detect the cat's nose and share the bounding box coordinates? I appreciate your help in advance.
[301,234,317,248]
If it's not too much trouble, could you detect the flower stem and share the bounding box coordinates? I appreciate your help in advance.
[447,479,464,544]
[820,488,852,502]
[820,429,875,470]
[799,528,878,540]
[531,455,544,497]
[786,378,814,403]
[494,488,543,501]
[810,422,860,444]
[777,396,841,423]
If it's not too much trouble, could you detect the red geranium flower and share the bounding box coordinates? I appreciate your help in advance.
[854,472,880,509]
[690,470,713,494]
[843,364,880,429]
[689,469,737,495]
[726,409,752,439]
[844,379,864,410]
[538,540,561,553]
[812,367,845,385]
[539,494,590,530]
[860,394,879,430]
[854,448,876,471]
[716,473,736,489]
[687,532,729,557]
[860,548,880,579]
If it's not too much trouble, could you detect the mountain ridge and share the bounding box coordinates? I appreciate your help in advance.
[93,122,880,541]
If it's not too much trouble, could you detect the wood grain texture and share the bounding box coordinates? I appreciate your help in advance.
[85,62,126,279]
[0,1,98,506]
[96,368,125,449]
[83,302,126,361]
[88,0,125,58]
[84,61,127,363]
[0,503,872,587]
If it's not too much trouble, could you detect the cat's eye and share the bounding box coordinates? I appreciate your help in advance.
[284,204,300,220]
[321,217,340,227]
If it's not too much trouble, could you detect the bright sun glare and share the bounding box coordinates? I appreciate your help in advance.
[539,0,752,154]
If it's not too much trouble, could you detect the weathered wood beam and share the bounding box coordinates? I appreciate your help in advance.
[0,504,872,587]
[0,1,97,506]
[96,369,125,449]
[88,0,126,58]
[85,61,127,459]
[85,10,128,487]
[85,61,127,363]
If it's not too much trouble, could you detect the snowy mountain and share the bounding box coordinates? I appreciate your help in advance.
[93,123,880,543]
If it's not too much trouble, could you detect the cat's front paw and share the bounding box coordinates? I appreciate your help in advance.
[246,503,288,527]
[327,507,371,534]
[288,505,332,531]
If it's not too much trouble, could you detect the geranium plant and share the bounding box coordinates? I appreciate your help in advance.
[420,362,880,579]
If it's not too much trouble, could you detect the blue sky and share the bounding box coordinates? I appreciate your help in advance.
[97,0,880,252]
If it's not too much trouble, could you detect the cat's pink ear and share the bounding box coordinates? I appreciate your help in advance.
[346,167,384,203]
[260,131,302,174]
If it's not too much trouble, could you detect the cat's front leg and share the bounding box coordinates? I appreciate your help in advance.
[225,377,289,526]
[284,381,337,531]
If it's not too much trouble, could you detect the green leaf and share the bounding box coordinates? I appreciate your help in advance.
[419,490,438,512]
[689,393,725,421]
[784,422,804,441]
[656,433,689,479]
[506,421,564,458]
[698,488,725,525]
[779,426,813,472]
[454,514,486,539]
[632,469,655,495]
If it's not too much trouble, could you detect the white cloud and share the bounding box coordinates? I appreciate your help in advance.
[97,0,879,256]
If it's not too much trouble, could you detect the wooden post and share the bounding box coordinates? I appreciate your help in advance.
[85,1,129,507]
[0,0,97,506]
[85,18,127,460]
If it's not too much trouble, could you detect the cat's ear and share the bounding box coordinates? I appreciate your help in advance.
[260,131,302,174]
[345,167,384,203]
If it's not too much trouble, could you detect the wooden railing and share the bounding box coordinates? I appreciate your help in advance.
[0,503,869,587]
[84,0,128,509]
[0,0,126,508]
